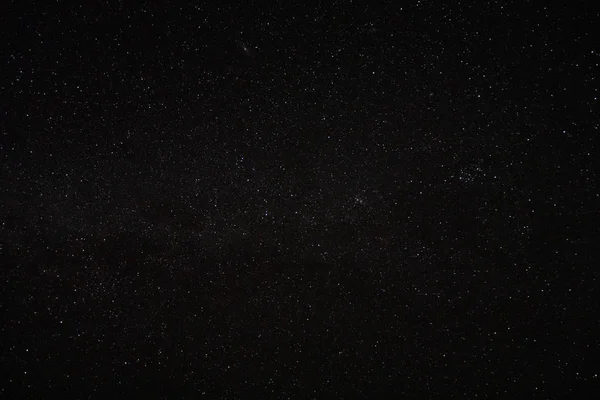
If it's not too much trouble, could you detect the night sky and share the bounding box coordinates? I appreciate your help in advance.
[1,1,599,398]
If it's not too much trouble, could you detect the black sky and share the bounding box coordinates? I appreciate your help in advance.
[1,1,599,398]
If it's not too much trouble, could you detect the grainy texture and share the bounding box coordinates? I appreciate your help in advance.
[1,1,598,398]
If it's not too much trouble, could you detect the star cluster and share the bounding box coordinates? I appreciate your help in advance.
[1,1,598,398]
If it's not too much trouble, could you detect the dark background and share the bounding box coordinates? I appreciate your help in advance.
[1,1,598,398]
